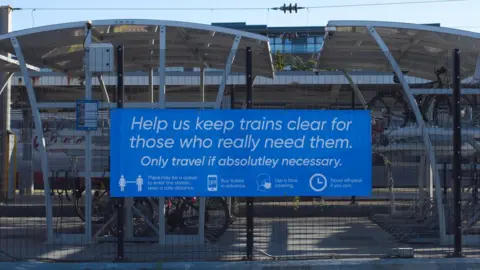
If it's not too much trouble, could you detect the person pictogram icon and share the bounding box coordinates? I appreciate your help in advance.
[119,175,126,192]
[136,175,143,192]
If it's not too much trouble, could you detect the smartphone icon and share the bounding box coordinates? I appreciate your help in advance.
[207,175,218,192]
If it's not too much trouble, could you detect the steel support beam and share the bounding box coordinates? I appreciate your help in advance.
[246,46,254,260]
[197,197,206,244]
[345,71,362,206]
[418,156,426,214]
[158,25,166,107]
[98,75,110,103]
[200,68,205,103]
[427,159,434,198]
[467,137,480,153]
[157,25,167,245]
[473,55,480,82]
[387,164,395,214]
[11,37,54,243]
[328,84,342,105]
[0,72,13,96]
[158,196,166,244]
[20,109,33,195]
[98,75,110,130]
[149,68,154,103]
[342,70,368,110]
[452,48,463,257]
[36,101,217,109]
[83,24,93,243]
[368,26,446,244]
[116,45,125,260]
[0,6,11,201]
[197,64,207,243]
[411,88,480,95]
[0,72,13,199]
[214,36,241,109]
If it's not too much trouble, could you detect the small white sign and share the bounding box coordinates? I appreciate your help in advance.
[76,100,99,131]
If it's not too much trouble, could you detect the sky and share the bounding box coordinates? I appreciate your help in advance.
[3,0,480,33]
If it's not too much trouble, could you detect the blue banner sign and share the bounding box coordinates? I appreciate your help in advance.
[110,109,372,197]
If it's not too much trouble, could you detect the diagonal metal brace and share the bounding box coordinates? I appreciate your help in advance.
[215,36,241,109]
[10,37,54,243]
[368,25,446,244]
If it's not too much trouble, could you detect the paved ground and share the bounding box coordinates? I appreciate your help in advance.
[0,193,414,217]
[3,258,480,270]
[0,215,465,262]
[1,194,479,262]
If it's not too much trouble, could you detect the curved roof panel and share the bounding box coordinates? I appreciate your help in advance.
[0,19,274,78]
[316,20,480,81]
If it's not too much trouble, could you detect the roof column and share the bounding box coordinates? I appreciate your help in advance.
[0,5,12,201]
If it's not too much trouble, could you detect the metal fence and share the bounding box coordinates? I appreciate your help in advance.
[0,47,479,263]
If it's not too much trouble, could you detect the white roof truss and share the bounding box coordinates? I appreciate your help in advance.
[0,19,274,78]
[317,20,480,81]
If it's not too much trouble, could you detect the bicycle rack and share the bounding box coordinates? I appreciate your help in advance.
[367,86,480,245]
[80,30,237,246]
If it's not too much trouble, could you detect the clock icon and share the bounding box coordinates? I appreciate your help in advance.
[309,173,328,192]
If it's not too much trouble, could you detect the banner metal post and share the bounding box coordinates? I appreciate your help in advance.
[452,48,463,257]
[115,44,125,261]
[246,46,254,260]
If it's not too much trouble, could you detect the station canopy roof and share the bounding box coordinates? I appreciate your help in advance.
[316,20,480,81]
[0,19,274,78]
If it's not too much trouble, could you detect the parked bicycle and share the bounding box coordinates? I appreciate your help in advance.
[163,196,231,236]
[101,196,231,238]
[368,67,476,131]
[53,160,231,239]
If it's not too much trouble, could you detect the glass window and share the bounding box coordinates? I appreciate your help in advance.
[306,44,317,53]
[307,37,315,44]
[283,43,292,53]
[270,44,280,52]
[166,67,183,72]
[292,37,306,44]
[205,68,222,72]
[293,44,306,53]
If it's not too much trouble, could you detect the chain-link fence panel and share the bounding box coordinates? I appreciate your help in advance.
[1,30,480,264]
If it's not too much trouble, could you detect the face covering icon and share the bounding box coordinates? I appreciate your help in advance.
[256,173,272,191]
[263,181,272,189]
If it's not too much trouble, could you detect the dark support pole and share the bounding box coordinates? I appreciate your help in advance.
[230,86,238,215]
[246,46,254,260]
[116,45,125,262]
[444,163,447,202]
[230,85,235,109]
[452,48,463,257]
[351,88,356,205]
[0,6,11,201]
[473,162,478,205]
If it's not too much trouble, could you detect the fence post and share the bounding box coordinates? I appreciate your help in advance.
[444,163,447,201]
[350,88,357,205]
[115,44,125,261]
[452,48,463,257]
[246,46,254,260]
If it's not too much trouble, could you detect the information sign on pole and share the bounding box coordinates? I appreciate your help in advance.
[110,109,372,197]
[76,100,99,131]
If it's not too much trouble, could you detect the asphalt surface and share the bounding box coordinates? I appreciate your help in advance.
[0,216,469,263]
